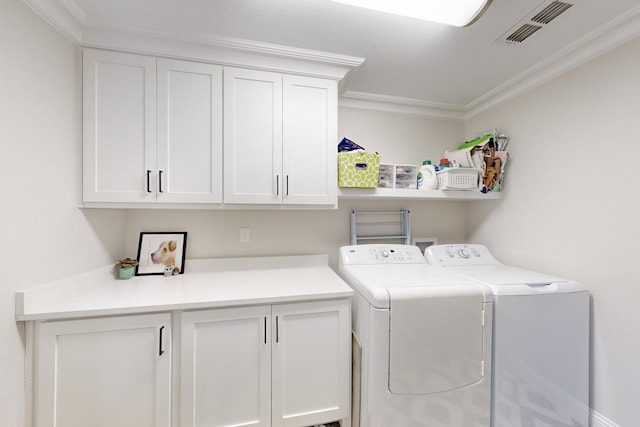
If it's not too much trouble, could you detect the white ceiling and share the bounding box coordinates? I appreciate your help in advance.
[33,0,640,110]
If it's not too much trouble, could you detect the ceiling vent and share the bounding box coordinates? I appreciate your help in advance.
[497,1,574,45]
[506,24,543,43]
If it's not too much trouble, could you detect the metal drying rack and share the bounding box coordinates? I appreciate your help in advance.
[350,210,411,245]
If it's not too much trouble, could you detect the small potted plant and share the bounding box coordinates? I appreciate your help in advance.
[114,257,139,280]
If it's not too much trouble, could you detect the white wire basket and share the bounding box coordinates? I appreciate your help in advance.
[436,168,481,190]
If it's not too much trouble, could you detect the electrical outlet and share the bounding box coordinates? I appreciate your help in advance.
[240,227,250,243]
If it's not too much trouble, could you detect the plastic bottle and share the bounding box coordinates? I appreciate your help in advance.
[417,160,438,190]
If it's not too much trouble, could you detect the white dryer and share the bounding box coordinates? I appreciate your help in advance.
[424,244,589,427]
[338,244,493,427]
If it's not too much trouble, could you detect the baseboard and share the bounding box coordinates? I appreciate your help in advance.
[591,409,621,427]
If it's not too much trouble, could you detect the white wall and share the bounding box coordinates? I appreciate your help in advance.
[338,108,463,166]
[14,1,638,424]
[465,37,640,426]
[124,109,468,267]
[1,1,125,425]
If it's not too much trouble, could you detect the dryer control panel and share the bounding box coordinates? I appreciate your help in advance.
[339,244,425,265]
[425,244,500,267]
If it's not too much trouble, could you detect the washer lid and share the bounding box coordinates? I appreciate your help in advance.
[445,265,586,295]
[451,264,566,285]
[388,285,487,395]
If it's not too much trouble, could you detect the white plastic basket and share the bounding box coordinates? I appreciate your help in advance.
[436,168,481,190]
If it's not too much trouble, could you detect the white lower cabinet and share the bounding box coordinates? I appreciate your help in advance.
[180,300,351,427]
[34,313,172,427]
[271,301,351,427]
[31,300,350,427]
[180,306,272,427]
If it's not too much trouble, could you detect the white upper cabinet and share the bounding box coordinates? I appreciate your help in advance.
[282,75,337,205]
[83,49,338,207]
[223,68,283,205]
[156,59,223,203]
[224,68,337,206]
[83,49,223,204]
[83,49,157,203]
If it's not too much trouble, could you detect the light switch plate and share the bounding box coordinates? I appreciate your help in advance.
[240,227,250,243]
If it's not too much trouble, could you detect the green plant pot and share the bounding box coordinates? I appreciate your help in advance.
[118,266,135,280]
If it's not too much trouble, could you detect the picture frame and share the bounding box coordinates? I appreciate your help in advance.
[412,237,438,255]
[135,232,187,276]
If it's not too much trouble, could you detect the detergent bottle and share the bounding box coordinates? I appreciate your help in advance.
[417,160,438,190]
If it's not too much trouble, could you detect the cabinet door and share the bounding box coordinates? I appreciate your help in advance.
[223,67,283,204]
[272,300,351,427]
[83,49,157,203]
[181,306,271,427]
[157,59,223,203]
[35,313,171,427]
[282,76,338,206]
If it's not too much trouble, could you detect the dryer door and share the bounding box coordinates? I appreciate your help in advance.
[387,284,486,394]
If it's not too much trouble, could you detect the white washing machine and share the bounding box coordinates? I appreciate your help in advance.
[424,244,589,427]
[338,244,493,427]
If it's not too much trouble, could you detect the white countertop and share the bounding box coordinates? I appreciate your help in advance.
[15,254,353,321]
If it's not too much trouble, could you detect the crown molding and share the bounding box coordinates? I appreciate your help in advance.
[21,0,364,80]
[83,22,364,67]
[22,0,83,42]
[81,24,364,80]
[339,91,466,121]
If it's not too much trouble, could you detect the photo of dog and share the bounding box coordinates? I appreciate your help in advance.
[151,240,178,267]
[136,232,187,276]
[151,240,182,274]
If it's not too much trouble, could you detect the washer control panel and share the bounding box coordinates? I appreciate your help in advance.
[424,244,500,267]
[339,244,425,265]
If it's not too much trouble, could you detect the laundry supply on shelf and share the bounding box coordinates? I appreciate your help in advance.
[440,130,509,193]
[417,160,438,190]
[378,164,394,188]
[438,158,450,170]
[337,137,380,188]
[394,164,417,189]
[337,137,365,152]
